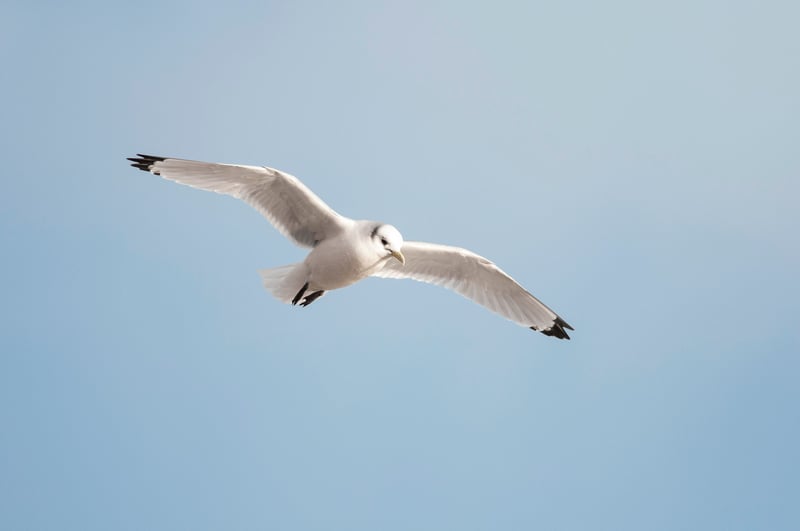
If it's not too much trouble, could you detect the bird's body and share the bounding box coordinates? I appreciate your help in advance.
[265,220,401,305]
[128,154,574,339]
[304,220,396,290]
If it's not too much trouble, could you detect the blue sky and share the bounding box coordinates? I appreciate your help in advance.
[1,1,798,529]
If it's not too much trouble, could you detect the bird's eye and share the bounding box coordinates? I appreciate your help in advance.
[380,237,388,246]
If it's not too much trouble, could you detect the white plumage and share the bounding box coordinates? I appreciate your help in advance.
[128,154,573,339]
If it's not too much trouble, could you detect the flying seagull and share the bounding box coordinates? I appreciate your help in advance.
[128,154,574,339]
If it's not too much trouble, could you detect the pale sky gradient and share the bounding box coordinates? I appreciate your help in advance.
[2,1,799,530]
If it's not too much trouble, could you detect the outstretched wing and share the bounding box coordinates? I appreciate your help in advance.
[373,241,573,339]
[128,154,348,247]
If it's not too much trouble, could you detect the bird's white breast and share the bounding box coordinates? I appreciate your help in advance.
[304,223,387,290]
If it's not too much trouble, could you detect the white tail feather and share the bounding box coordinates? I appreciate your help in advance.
[258,263,308,304]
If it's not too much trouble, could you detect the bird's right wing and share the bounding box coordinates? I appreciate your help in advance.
[128,154,348,247]
[373,241,573,339]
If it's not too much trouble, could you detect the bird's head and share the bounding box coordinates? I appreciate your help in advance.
[371,224,405,265]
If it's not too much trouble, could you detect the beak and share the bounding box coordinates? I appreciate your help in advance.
[390,249,406,265]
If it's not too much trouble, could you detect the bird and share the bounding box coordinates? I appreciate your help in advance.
[127,154,574,339]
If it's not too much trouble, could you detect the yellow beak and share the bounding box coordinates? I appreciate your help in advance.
[390,250,406,265]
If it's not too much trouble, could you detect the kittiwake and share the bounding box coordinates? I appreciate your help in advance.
[127,154,574,339]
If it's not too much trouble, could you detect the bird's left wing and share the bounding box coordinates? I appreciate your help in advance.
[128,154,347,247]
[372,241,573,339]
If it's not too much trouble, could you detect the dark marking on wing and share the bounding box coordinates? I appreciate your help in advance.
[127,154,166,175]
[533,316,574,340]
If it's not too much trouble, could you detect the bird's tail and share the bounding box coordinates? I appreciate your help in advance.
[258,263,309,304]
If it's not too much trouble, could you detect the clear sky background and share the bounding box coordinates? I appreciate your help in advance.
[1,1,798,530]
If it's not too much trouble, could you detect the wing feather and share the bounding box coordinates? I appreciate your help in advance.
[373,241,573,339]
[128,154,347,247]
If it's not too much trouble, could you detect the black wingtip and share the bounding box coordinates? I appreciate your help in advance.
[127,154,166,173]
[532,316,573,340]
